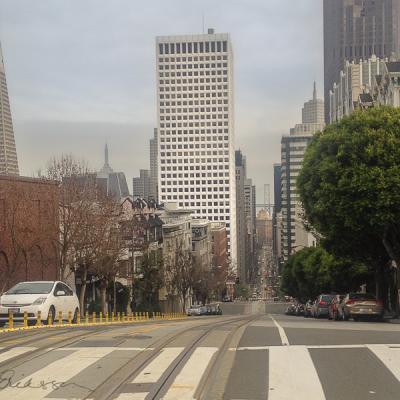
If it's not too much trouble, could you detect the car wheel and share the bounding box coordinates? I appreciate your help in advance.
[47,306,56,325]
[72,308,79,324]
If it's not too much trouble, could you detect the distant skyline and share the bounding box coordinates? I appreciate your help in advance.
[0,0,323,202]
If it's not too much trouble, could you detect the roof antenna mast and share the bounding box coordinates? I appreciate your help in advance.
[202,12,205,34]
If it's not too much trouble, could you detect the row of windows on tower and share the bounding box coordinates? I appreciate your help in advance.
[159,41,228,55]
[158,56,227,65]
[160,132,229,138]
[160,121,229,128]
[160,158,230,164]
[160,165,230,172]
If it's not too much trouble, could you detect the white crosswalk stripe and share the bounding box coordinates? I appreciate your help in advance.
[1,344,400,399]
[367,344,400,382]
[0,347,115,400]
[269,346,326,400]
[0,347,37,364]
[162,347,218,400]
[132,347,184,384]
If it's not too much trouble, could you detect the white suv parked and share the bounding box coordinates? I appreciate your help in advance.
[0,281,80,326]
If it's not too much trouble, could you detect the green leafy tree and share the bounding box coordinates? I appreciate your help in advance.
[281,247,369,301]
[297,107,400,311]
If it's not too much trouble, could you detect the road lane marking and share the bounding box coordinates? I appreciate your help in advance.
[163,347,218,399]
[0,346,37,363]
[115,393,149,399]
[0,347,115,400]
[367,344,400,382]
[53,347,154,351]
[270,316,289,346]
[132,347,184,384]
[269,346,326,400]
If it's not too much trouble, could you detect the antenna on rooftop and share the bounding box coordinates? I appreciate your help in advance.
[202,13,205,34]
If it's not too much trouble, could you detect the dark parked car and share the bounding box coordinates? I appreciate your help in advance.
[206,303,222,315]
[313,294,335,318]
[338,293,384,321]
[328,294,344,320]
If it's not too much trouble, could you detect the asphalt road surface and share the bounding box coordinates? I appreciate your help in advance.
[0,302,400,399]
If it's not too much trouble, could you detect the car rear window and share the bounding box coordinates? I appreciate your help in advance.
[350,293,376,300]
[5,282,54,294]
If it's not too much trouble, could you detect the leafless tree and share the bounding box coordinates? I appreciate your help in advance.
[0,185,29,293]
[165,243,194,312]
[41,154,94,281]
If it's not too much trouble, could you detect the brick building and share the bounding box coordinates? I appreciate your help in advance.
[0,176,59,292]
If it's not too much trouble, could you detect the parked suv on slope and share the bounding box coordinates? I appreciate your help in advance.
[0,281,80,326]
[313,294,335,318]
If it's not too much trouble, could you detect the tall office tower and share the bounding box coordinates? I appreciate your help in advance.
[323,0,400,122]
[244,179,257,283]
[273,164,281,214]
[235,150,246,283]
[0,42,19,175]
[302,82,325,124]
[281,87,325,261]
[272,163,282,263]
[133,169,151,199]
[149,128,158,201]
[97,144,130,199]
[156,29,237,263]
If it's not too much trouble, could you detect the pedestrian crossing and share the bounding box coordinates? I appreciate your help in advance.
[0,344,399,399]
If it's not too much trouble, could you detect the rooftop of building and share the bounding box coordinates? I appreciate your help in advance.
[191,219,210,228]
[156,29,229,42]
[0,174,58,186]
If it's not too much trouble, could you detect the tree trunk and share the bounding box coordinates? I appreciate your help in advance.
[182,293,187,313]
[382,235,400,317]
[100,285,107,317]
[79,268,87,316]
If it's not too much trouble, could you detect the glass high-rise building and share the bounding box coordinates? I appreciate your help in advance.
[156,29,237,262]
[0,42,19,175]
[323,0,400,122]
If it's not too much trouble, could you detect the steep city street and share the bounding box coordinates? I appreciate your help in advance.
[0,302,400,400]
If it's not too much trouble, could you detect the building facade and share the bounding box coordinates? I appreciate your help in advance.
[323,0,400,122]
[0,42,19,176]
[149,128,158,201]
[133,169,151,200]
[329,55,386,122]
[329,55,400,122]
[0,176,59,292]
[256,209,273,247]
[273,163,281,214]
[156,29,237,264]
[280,85,324,261]
[244,178,257,283]
[191,219,212,272]
[235,150,246,283]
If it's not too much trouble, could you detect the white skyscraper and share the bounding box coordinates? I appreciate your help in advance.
[281,84,325,260]
[156,29,237,262]
[0,42,19,175]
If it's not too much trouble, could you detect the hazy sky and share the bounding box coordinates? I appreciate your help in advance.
[0,0,323,203]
